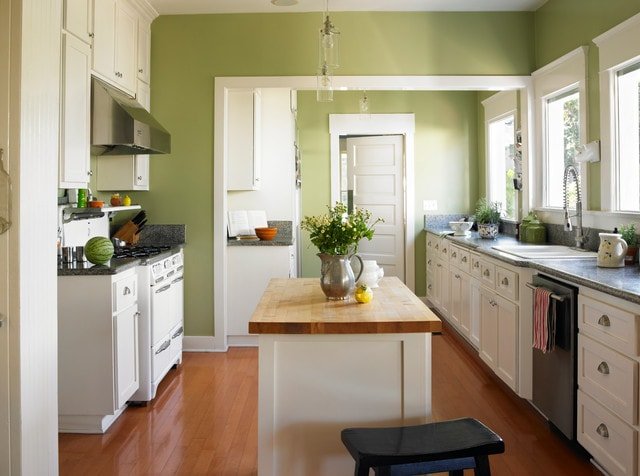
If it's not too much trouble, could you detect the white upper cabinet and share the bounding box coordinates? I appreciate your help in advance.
[137,15,151,84]
[227,89,262,191]
[60,33,91,188]
[92,0,137,96]
[63,0,93,44]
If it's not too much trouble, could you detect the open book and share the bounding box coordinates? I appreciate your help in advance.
[227,210,268,238]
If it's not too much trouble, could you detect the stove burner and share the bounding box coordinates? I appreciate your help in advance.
[113,245,172,259]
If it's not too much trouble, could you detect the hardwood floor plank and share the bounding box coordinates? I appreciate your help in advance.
[60,334,600,475]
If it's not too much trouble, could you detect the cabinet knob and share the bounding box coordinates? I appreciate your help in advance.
[501,277,509,286]
[483,269,490,277]
[473,262,480,269]
[427,259,431,265]
[437,263,441,268]
[596,423,609,438]
[461,256,467,263]
[455,274,461,279]
[88,32,94,38]
[123,286,132,295]
[427,284,432,290]
[597,314,611,327]
[134,311,141,318]
[597,361,610,375]
[443,249,447,254]
[87,170,93,176]
[137,176,143,181]
[489,299,497,307]
[435,244,439,250]
[138,68,144,73]
[451,252,457,258]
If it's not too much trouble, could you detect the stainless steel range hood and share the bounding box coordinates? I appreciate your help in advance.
[91,78,171,156]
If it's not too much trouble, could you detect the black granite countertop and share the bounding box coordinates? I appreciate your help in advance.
[425,226,640,305]
[227,220,293,247]
[58,257,140,276]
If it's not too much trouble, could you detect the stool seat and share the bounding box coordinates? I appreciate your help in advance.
[341,417,504,476]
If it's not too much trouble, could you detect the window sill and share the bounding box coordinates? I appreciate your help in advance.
[532,207,640,229]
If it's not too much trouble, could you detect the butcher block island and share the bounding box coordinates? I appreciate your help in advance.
[249,277,441,476]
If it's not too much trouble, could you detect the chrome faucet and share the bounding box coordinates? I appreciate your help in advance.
[563,165,586,249]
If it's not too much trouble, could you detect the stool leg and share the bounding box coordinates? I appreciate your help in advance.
[473,455,491,476]
[449,470,464,476]
[355,461,370,476]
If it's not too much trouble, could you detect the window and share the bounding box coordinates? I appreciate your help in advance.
[482,90,518,221]
[488,113,517,220]
[544,89,580,208]
[615,61,640,211]
[532,46,587,211]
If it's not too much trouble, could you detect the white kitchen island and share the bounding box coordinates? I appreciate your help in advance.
[249,277,442,475]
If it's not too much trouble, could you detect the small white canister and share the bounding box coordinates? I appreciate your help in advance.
[358,260,384,288]
[597,233,628,268]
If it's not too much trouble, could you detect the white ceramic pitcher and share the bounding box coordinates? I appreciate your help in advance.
[358,260,384,288]
[597,233,628,268]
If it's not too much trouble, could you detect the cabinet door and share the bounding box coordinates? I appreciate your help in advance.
[496,294,518,391]
[114,305,139,409]
[92,0,116,82]
[479,287,498,369]
[469,278,481,348]
[437,261,450,318]
[133,81,150,189]
[114,0,137,94]
[64,0,92,44]
[457,272,471,337]
[448,270,462,328]
[137,15,151,84]
[227,90,261,190]
[60,33,91,188]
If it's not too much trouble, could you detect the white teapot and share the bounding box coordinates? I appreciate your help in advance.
[358,260,384,288]
[597,233,628,268]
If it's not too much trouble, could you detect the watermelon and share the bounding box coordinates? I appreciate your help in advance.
[85,236,114,265]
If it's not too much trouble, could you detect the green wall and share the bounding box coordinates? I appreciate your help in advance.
[534,0,640,210]
[144,12,534,336]
[297,90,481,295]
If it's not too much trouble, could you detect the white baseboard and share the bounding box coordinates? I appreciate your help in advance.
[183,335,226,352]
[228,335,258,347]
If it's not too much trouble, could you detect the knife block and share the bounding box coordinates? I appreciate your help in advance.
[113,220,139,245]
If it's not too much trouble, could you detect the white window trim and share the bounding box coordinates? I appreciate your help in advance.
[482,90,517,208]
[595,12,640,212]
[531,46,588,216]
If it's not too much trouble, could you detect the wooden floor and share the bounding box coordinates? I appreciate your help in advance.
[59,328,601,475]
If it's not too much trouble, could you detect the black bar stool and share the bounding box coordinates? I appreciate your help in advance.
[341,417,504,476]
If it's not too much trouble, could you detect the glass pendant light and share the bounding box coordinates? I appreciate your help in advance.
[0,149,11,235]
[317,62,334,102]
[319,0,340,69]
[359,91,370,114]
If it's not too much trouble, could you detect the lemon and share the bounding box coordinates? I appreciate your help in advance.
[123,195,132,206]
[355,284,373,304]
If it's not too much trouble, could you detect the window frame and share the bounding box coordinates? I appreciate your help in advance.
[482,90,518,221]
[595,12,640,213]
[531,46,588,213]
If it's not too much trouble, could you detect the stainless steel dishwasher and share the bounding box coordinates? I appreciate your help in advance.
[529,274,579,440]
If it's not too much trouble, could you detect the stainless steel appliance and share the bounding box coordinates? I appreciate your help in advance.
[530,274,578,440]
[114,246,184,402]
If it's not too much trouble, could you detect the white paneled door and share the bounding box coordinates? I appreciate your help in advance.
[0,0,10,472]
[346,135,405,281]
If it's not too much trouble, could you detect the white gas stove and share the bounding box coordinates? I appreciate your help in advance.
[130,247,184,402]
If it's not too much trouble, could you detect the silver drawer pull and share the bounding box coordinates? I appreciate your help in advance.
[155,284,171,294]
[489,299,497,307]
[597,362,610,375]
[155,340,171,355]
[596,423,609,438]
[598,315,611,327]
[461,256,467,263]
[473,261,480,268]
[501,277,509,286]
[451,252,457,258]
[483,269,490,277]
[172,326,184,339]
[123,286,132,295]
[455,274,461,279]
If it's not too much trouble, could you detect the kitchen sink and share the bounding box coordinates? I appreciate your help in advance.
[492,244,597,259]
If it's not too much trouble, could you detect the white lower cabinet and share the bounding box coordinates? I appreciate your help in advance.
[58,268,140,433]
[449,267,469,330]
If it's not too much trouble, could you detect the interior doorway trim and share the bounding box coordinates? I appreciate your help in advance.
[329,114,415,292]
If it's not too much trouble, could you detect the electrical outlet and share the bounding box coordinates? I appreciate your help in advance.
[423,200,438,211]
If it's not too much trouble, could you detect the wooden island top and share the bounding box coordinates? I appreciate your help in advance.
[248,277,442,335]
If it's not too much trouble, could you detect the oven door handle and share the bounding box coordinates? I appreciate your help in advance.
[155,284,171,294]
[171,276,184,284]
[155,340,171,355]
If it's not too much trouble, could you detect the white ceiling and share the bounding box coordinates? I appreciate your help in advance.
[149,0,549,16]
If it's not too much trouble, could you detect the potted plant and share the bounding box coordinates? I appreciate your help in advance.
[474,198,502,240]
[301,202,382,300]
[619,223,638,265]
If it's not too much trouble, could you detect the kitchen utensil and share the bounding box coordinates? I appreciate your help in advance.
[62,246,73,263]
[255,227,278,240]
[111,237,126,248]
[74,246,85,262]
[597,232,627,268]
[449,221,473,236]
[132,210,146,225]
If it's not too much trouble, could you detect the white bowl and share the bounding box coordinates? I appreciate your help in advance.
[449,221,473,236]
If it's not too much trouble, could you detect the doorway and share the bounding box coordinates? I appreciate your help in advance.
[330,114,415,292]
[341,134,405,281]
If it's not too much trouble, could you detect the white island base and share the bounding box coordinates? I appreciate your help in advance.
[257,332,431,476]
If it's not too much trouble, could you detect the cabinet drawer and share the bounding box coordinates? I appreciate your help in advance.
[579,295,639,356]
[579,334,638,425]
[578,390,637,476]
[470,253,482,278]
[495,265,518,301]
[449,244,470,273]
[114,274,137,313]
[439,239,450,261]
[479,260,495,289]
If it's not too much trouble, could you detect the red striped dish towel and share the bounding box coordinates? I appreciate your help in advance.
[533,287,553,353]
